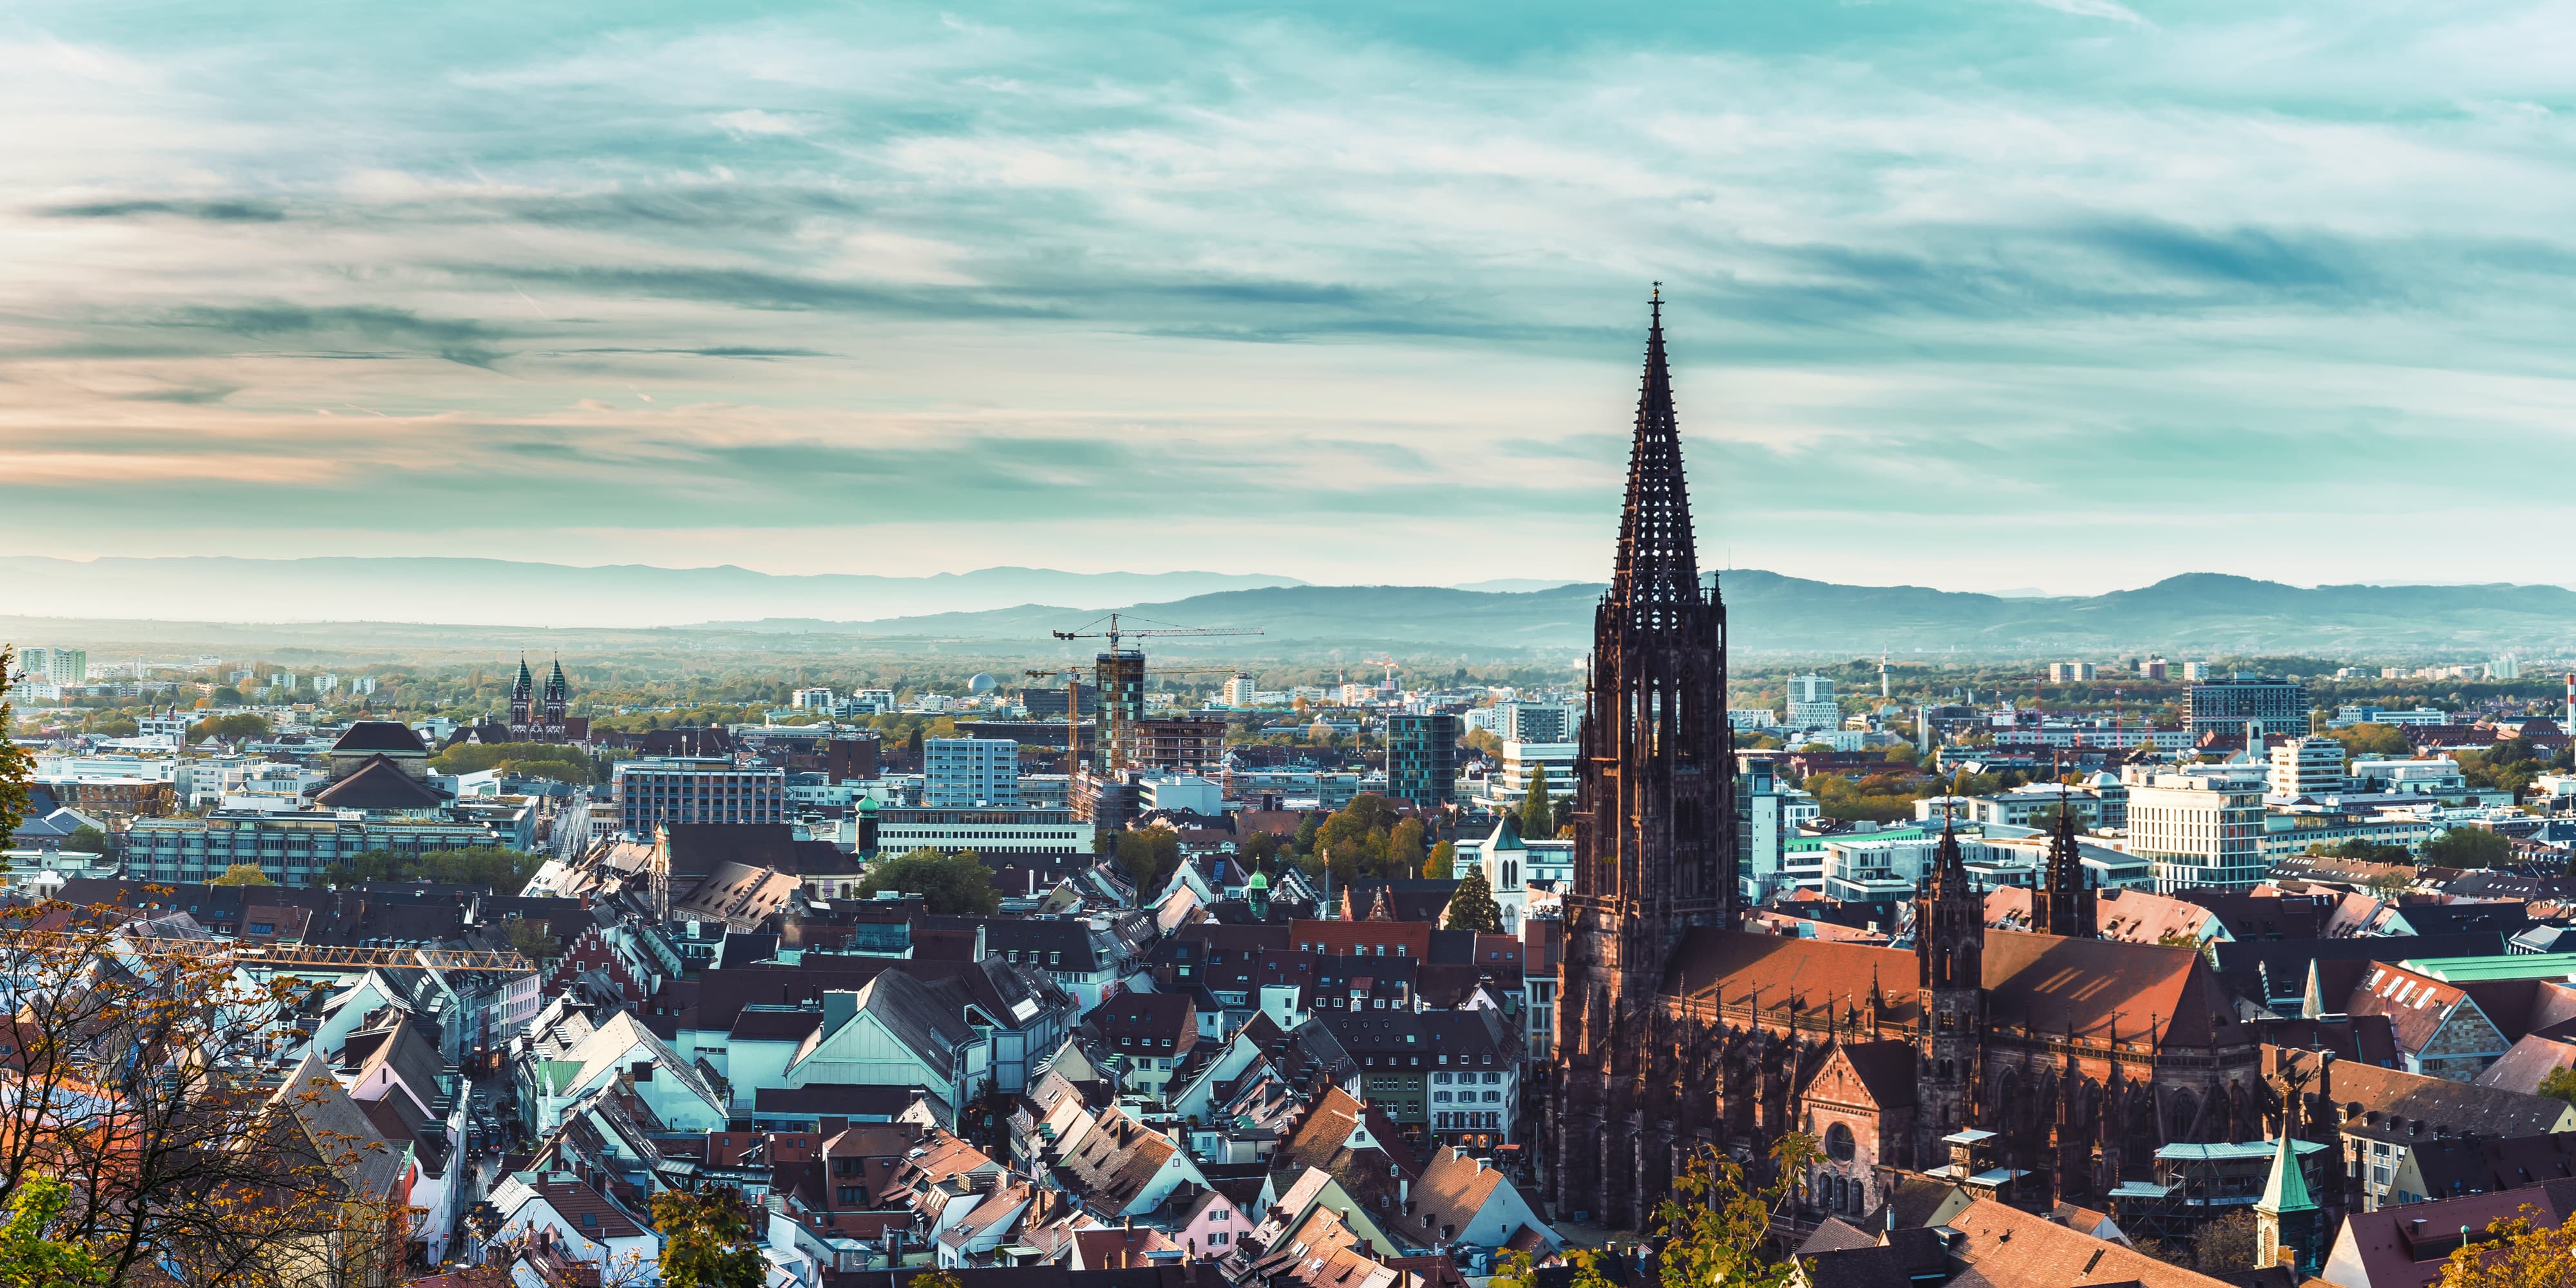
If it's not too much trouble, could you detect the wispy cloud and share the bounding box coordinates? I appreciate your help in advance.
[0,3,2570,594]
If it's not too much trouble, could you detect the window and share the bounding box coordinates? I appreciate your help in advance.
[1209,1233,1229,1246]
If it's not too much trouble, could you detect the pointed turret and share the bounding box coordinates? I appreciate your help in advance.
[509,654,535,727]
[1916,806,1987,1136]
[2032,783,2096,938]
[542,656,571,722]
[2255,1128,2322,1276]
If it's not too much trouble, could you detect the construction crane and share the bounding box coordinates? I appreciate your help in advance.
[14,924,536,973]
[1050,613,1262,773]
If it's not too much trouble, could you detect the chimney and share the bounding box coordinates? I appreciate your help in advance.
[824,989,859,1035]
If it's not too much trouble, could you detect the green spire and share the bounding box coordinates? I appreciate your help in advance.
[2257,1132,2316,1215]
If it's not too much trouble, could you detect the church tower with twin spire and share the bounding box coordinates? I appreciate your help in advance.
[1549,292,1739,1229]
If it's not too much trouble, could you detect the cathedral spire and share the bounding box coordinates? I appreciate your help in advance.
[1610,285,1703,621]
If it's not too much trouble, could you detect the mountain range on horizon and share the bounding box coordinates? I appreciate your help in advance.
[3,556,2572,658]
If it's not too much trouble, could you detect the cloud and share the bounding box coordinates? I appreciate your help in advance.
[0,3,2572,595]
[2023,0,2152,26]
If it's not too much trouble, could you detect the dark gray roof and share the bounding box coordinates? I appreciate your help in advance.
[855,969,979,1071]
[314,755,446,810]
[332,721,428,754]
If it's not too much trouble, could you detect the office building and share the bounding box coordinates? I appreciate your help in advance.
[923,737,1019,807]
[1132,717,1224,773]
[1499,741,1576,804]
[611,757,786,832]
[2188,675,2311,737]
[791,687,835,710]
[1385,712,1463,807]
[1785,674,1839,728]
[2123,766,2266,893]
[869,805,1089,857]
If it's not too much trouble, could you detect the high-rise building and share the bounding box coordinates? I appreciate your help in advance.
[1220,672,1258,707]
[1385,713,1462,807]
[1550,296,1738,1229]
[924,737,1020,807]
[2188,676,2311,738]
[2268,736,2346,799]
[2125,766,2266,891]
[19,648,87,685]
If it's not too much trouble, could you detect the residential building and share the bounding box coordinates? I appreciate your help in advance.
[19,647,88,685]
[1221,673,1258,708]
[2188,674,2312,738]
[2048,661,2097,682]
[2269,736,2348,799]
[923,737,1019,807]
[611,757,786,832]
[1385,713,1461,808]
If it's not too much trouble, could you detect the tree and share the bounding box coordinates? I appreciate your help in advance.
[0,1174,101,1288]
[2433,1208,2576,1287]
[428,742,597,784]
[2422,827,2514,869]
[652,1187,764,1288]
[1444,867,1502,933]
[0,650,30,848]
[317,846,545,894]
[209,862,275,886]
[1387,818,1426,879]
[2189,1211,2257,1274]
[0,901,412,1285]
[1314,795,1404,884]
[2539,1066,2576,1106]
[1423,840,1456,880]
[1539,1135,1821,1288]
[186,713,273,744]
[1114,828,1182,897]
[857,848,1000,915]
[504,918,563,964]
[2325,722,2414,759]
[61,825,106,855]
[1517,764,1555,838]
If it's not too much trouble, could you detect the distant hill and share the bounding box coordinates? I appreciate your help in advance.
[0,556,1303,627]
[3,557,2571,656]
[758,571,2576,656]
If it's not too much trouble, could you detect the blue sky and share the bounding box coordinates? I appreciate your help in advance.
[4,1,2572,594]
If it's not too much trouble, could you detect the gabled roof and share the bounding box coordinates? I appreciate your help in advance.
[2331,1176,2576,1288]
[1056,1106,1180,1212]
[1942,1197,2228,1287]
[2287,1050,2576,1141]
[800,969,978,1077]
[267,1050,404,1202]
[314,755,446,810]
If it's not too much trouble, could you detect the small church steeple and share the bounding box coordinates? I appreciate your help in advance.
[2255,1126,2322,1276]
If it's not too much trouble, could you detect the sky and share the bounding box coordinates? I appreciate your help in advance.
[4,1,2573,598]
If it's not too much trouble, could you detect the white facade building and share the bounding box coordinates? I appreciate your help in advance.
[1785,674,1839,730]
[2123,766,2266,893]
[2269,737,2349,799]
[923,737,1019,807]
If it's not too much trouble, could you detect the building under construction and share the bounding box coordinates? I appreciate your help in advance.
[1049,614,1257,834]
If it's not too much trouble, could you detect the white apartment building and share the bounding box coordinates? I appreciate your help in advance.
[2269,737,2348,799]
[19,648,89,686]
[1728,708,1780,730]
[1785,675,1839,730]
[2123,766,2266,893]
[923,737,1019,807]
